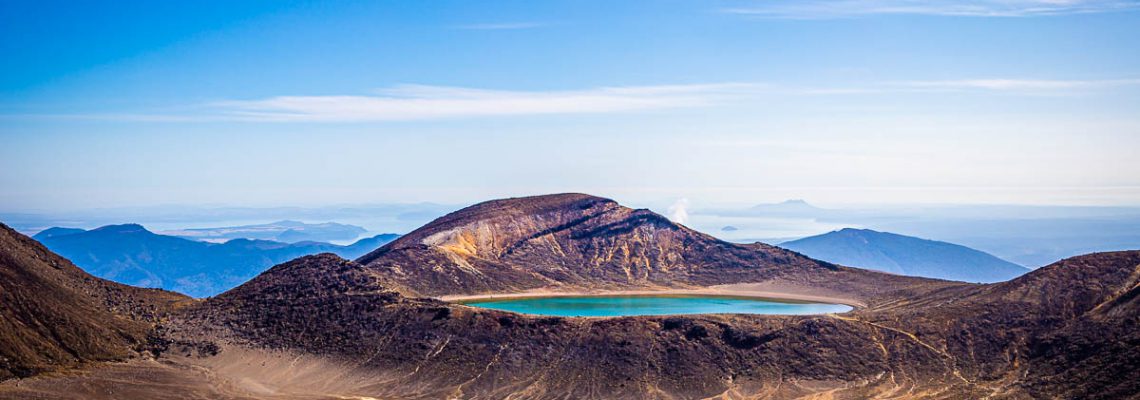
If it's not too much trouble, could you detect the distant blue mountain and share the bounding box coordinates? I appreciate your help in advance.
[780,228,1029,283]
[32,224,398,297]
[30,227,87,240]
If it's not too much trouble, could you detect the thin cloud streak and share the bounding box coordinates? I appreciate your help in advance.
[211,83,762,122]
[721,0,1140,19]
[206,78,1140,122]
[10,78,1139,123]
[895,78,1140,90]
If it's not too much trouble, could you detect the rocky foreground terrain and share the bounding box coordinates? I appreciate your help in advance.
[1,194,1138,399]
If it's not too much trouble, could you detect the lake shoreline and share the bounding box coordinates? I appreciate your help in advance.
[438,282,866,308]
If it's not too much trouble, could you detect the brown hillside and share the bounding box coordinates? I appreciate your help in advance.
[0,223,188,380]
[359,193,940,301]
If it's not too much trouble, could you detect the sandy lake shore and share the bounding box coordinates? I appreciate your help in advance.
[437,281,866,308]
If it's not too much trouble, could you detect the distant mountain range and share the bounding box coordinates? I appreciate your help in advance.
[1,202,456,242]
[780,228,1029,282]
[160,220,368,243]
[32,224,398,297]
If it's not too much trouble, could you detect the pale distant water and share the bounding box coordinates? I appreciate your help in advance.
[462,295,853,317]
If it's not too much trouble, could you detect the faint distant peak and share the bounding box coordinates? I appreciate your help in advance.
[91,223,151,234]
[749,199,823,215]
[753,199,818,208]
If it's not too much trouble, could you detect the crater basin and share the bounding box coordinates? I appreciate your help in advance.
[458,294,853,317]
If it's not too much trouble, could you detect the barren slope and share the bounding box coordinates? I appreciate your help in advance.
[0,223,187,380]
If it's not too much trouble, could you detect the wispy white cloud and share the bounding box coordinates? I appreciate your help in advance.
[10,78,1138,123]
[894,78,1140,90]
[721,0,1140,19]
[205,78,1140,122]
[454,22,546,30]
[211,83,761,122]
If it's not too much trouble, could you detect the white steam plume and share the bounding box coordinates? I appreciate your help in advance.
[667,198,690,225]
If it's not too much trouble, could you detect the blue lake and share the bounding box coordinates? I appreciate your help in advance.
[461,295,853,317]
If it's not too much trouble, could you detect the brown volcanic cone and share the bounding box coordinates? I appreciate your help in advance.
[358,193,919,300]
[0,223,187,380]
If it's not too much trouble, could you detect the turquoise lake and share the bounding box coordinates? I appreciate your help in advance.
[461,295,853,317]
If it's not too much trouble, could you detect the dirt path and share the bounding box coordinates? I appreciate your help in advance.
[828,314,970,384]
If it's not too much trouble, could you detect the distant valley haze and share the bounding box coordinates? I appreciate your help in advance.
[31,222,400,297]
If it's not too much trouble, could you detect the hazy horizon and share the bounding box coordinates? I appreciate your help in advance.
[7,195,1140,269]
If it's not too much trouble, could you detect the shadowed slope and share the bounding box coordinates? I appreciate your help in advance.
[985,251,1140,399]
[0,223,187,380]
[850,250,1140,399]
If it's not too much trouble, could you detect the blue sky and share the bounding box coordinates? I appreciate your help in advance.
[2,0,1140,211]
